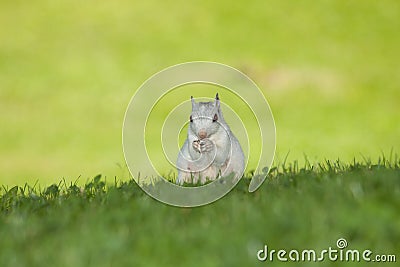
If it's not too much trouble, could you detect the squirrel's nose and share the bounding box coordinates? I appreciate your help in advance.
[198,129,207,139]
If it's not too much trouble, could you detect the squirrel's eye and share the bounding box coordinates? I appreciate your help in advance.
[190,115,193,123]
[213,114,218,122]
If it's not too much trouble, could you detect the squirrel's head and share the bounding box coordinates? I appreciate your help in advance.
[189,93,226,140]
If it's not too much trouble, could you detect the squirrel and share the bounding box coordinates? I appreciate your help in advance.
[176,93,245,185]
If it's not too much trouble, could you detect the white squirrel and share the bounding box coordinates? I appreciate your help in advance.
[176,93,245,185]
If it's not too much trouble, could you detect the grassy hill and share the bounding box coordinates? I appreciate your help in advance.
[1,159,399,266]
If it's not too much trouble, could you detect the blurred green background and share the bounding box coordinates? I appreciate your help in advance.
[1,0,399,186]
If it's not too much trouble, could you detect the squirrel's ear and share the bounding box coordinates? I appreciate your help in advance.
[215,93,220,109]
[191,96,195,108]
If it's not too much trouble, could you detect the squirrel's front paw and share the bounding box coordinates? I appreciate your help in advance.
[193,139,214,153]
[199,139,214,153]
[192,140,201,153]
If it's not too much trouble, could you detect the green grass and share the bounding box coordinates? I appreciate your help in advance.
[1,158,399,267]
